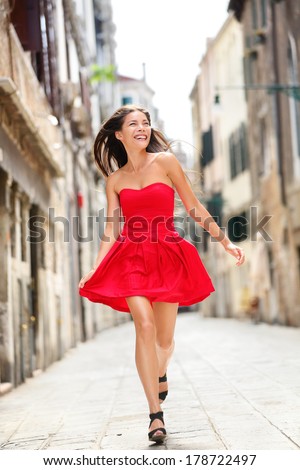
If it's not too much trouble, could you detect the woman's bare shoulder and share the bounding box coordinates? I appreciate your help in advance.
[155,151,180,169]
[154,151,174,159]
[106,169,123,191]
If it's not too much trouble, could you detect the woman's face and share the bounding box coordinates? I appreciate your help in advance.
[116,111,151,149]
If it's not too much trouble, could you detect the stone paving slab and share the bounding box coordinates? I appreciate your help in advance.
[0,313,300,451]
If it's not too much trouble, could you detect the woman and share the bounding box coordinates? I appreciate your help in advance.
[78,104,245,443]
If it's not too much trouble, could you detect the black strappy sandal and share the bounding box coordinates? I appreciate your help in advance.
[159,373,168,403]
[148,411,167,443]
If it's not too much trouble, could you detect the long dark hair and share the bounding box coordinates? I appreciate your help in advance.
[93,105,170,177]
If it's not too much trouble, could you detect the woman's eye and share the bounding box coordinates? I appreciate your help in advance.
[128,122,149,127]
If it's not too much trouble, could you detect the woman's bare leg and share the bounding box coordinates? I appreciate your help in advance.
[152,302,178,400]
[126,295,165,438]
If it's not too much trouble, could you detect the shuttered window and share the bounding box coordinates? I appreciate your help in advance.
[10,0,60,117]
[10,0,42,51]
[201,126,214,167]
[228,211,248,242]
[260,0,267,27]
[122,97,133,105]
[229,123,249,179]
[251,0,258,29]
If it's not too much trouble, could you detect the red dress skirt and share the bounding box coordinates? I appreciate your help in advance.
[79,182,215,312]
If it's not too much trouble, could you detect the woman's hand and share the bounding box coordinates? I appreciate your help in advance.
[78,269,96,289]
[224,242,245,266]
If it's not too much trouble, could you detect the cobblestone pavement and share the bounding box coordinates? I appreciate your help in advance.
[0,312,300,451]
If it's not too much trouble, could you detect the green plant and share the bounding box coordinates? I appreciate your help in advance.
[89,64,116,84]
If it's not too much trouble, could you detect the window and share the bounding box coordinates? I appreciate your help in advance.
[20,199,27,262]
[95,13,104,47]
[201,193,224,252]
[267,247,275,287]
[228,211,248,243]
[10,0,41,51]
[287,35,300,178]
[229,123,249,179]
[229,135,237,178]
[259,118,271,176]
[122,96,133,105]
[207,193,223,226]
[240,123,248,172]
[243,53,255,101]
[260,0,267,27]
[201,126,214,167]
[202,229,210,253]
[10,0,60,116]
[251,0,258,29]
[10,184,17,258]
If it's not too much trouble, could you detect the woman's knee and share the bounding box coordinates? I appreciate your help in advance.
[126,296,156,340]
[134,317,156,340]
[156,338,175,351]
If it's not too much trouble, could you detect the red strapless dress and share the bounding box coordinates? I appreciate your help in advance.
[79,182,215,312]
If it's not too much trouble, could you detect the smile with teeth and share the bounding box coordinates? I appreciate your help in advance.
[135,135,147,140]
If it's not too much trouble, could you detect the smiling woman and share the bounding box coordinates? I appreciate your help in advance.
[78,104,245,444]
[93,105,170,177]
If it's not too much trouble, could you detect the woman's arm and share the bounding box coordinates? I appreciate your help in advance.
[91,175,122,269]
[78,175,122,287]
[160,153,245,266]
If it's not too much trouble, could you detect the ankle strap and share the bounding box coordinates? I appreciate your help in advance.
[149,411,164,425]
[159,373,167,383]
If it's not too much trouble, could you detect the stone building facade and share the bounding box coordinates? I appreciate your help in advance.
[190,0,300,326]
[0,0,126,395]
[190,15,251,320]
[228,0,300,325]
